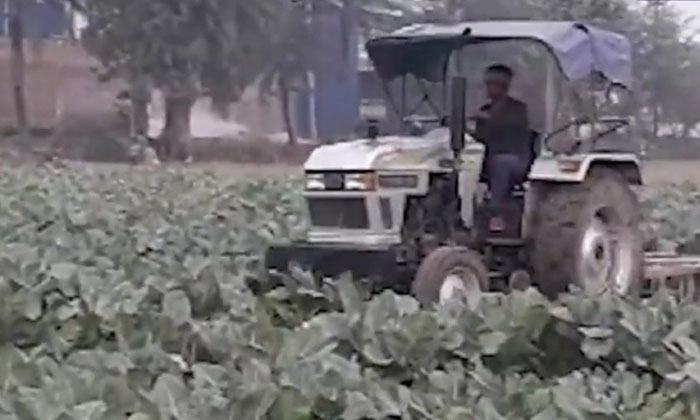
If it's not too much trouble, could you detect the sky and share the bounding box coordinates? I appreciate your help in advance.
[669,1,700,29]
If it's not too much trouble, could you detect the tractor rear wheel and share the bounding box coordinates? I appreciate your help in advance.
[411,246,489,306]
[531,167,643,299]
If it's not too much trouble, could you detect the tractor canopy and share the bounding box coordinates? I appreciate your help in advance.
[366,21,632,89]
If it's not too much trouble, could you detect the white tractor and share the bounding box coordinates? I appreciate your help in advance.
[266,21,660,303]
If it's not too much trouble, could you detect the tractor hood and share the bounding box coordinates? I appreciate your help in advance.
[304,128,458,171]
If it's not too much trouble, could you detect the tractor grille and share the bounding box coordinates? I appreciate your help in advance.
[322,173,345,190]
[307,197,369,229]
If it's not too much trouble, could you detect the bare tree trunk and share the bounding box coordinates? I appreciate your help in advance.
[279,76,297,146]
[210,79,242,120]
[652,104,659,140]
[211,95,231,120]
[158,94,193,162]
[129,77,150,137]
[9,0,28,136]
[132,99,149,136]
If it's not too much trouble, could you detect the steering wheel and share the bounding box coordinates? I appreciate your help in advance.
[542,118,589,149]
[593,117,629,139]
[543,117,629,151]
[402,114,444,125]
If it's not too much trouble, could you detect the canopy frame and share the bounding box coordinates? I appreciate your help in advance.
[366,21,632,89]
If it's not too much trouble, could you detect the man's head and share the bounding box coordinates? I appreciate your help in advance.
[484,64,513,101]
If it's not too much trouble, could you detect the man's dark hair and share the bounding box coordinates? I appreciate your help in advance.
[485,64,514,78]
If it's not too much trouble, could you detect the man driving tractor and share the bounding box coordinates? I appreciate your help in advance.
[267,21,649,303]
[469,64,532,232]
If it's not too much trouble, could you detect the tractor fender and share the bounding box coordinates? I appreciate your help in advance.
[528,153,643,185]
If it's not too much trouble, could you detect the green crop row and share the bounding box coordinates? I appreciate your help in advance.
[0,166,698,419]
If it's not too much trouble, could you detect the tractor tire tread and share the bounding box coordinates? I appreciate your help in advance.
[411,246,489,304]
[531,166,642,299]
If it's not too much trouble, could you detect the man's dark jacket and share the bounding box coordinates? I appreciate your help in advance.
[475,97,531,161]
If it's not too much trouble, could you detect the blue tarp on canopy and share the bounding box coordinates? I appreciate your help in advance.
[366,21,632,88]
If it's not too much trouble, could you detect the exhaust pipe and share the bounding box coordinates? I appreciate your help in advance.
[449,76,467,158]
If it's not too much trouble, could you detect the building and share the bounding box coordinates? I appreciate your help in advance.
[0,1,117,131]
[0,0,73,38]
[294,1,360,141]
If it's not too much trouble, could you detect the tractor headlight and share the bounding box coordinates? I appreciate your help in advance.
[305,173,326,190]
[378,174,419,189]
[305,172,376,190]
[345,172,376,191]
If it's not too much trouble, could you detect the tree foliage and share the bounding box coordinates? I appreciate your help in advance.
[72,0,288,159]
[79,0,284,98]
[68,0,700,143]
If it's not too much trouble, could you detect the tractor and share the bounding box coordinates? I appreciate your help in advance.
[265,21,647,304]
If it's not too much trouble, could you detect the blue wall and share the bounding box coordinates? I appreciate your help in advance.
[296,1,359,140]
[0,0,69,38]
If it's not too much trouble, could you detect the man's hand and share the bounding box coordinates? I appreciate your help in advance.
[466,110,488,135]
[470,109,490,120]
[466,119,476,135]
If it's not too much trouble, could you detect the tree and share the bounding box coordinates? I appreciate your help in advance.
[76,0,286,161]
[258,0,311,145]
[633,2,689,138]
[69,0,700,153]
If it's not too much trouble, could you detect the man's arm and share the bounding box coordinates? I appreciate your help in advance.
[467,104,490,139]
[511,100,529,128]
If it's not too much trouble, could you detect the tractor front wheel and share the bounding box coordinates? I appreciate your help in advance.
[411,246,490,307]
[531,167,643,299]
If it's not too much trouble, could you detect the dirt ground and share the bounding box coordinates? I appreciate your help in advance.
[640,161,700,185]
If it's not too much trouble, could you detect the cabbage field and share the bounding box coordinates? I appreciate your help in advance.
[2,165,700,419]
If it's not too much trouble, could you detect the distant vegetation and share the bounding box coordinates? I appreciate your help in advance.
[6,0,700,158]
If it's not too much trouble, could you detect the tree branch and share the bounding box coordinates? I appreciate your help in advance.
[65,0,87,14]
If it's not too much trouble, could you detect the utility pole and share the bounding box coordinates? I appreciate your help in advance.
[9,0,28,137]
[651,1,661,140]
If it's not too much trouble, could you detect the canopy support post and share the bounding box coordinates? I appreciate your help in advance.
[400,76,406,120]
[545,57,557,135]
